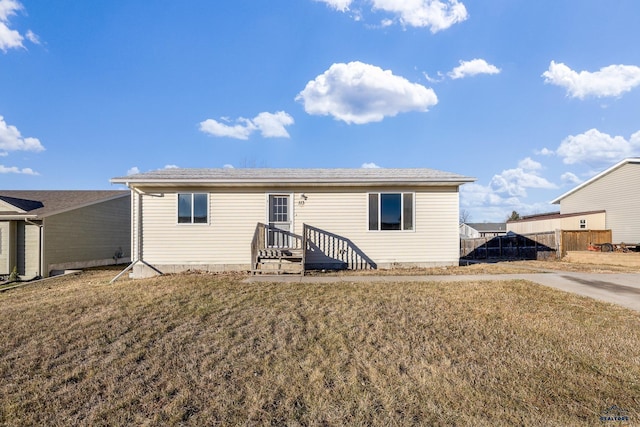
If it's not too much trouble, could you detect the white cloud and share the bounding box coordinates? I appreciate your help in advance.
[251,111,295,138]
[542,61,640,99]
[460,160,559,222]
[0,0,22,52]
[223,164,234,169]
[370,0,468,32]
[536,147,554,156]
[556,128,640,165]
[315,0,467,32]
[25,29,39,45]
[0,116,44,152]
[448,58,500,80]
[296,61,438,124]
[164,164,178,169]
[0,0,39,52]
[199,117,254,140]
[0,164,38,174]
[561,172,582,185]
[361,162,381,168]
[127,166,140,175]
[199,111,294,140]
[315,0,352,12]
[423,71,444,83]
[489,158,557,198]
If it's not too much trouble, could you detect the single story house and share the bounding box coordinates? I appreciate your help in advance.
[0,191,131,280]
[110,168,475,278]
[506,210,606,235]
[550,158,640,243]
[460,222,507,238]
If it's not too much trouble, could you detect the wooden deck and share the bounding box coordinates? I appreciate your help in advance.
[251,223,306,275]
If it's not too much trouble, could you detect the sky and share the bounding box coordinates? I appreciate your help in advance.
[1,0,640,222]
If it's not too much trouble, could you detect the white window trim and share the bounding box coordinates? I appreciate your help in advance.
[367,192,415,232]
[176,192,210,225]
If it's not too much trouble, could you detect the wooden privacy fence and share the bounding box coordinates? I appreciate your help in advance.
[461,229,613,260]
[560,230,611,257]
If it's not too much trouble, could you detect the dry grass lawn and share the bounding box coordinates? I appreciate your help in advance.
[1,267,639,426]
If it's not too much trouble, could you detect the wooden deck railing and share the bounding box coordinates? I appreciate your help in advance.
[251,223,307,272]
[303,224,376,270]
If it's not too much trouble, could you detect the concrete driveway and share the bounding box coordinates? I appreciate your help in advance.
[246,271,640,312]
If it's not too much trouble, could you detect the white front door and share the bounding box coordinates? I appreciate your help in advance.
[268,194,291,248]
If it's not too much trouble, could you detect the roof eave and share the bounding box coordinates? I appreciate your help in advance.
[111,177,476,187]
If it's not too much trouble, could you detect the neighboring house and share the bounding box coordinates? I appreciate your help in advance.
[0,191,131,280]
[110,168,475,278]
[507,211,606,234]
[460,222,507,238]
[551,158,640,243]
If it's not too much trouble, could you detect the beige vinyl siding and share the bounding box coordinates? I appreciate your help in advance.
[295,187,460,266]
[135,185,460,270]
[43,196,131,274]
[560,163,640,243]
[137,189,264,265]
[507,212,606,234]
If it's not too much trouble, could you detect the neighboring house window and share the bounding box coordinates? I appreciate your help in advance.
[368,193,414,231]
[579,219,586,229]
[178,193,208,224]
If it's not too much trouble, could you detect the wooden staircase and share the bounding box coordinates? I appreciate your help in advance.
[251,223,306,276]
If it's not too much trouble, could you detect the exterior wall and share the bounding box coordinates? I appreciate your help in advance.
[507,212,606,234]
[133,189,264,268]
[560,163,640,243]
[132,185,461,276]
[294,187,460,268]
[43,195,131,275]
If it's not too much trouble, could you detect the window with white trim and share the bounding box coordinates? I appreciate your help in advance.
[368,193,414,231]
[178,193,208,224]
[579,219,586,229]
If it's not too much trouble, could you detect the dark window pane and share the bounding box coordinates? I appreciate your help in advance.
[368,193,379,230]
[380,193,401,230]
[178,194,192,223]
[193,194,208,223]
[403,193,413,230]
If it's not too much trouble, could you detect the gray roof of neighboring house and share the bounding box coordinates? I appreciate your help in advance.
[465,222,507,232]
[111,168,476,187]
[551,157,640,204]
[0,190,129,218]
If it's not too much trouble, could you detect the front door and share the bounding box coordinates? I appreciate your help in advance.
[268,194,291,248]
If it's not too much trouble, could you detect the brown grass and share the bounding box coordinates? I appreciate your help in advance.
[1,268,639,426]
[307,259,640,276]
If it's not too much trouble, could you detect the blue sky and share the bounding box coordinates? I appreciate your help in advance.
[2,0,640,222]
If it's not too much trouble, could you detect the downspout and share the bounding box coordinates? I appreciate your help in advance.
[24,218,43,279]
[110,187,162,283]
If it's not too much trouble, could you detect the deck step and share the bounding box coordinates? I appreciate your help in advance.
[252,248,305,275]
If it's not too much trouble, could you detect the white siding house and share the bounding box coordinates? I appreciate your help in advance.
[111,168,475,278]
[0,191,131,279]
[507,211,606,234]
[551,158,640,243]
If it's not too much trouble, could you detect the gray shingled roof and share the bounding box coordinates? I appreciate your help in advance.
[466,222,507,232]
[111,168,475,186]
[0,190,128,218]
